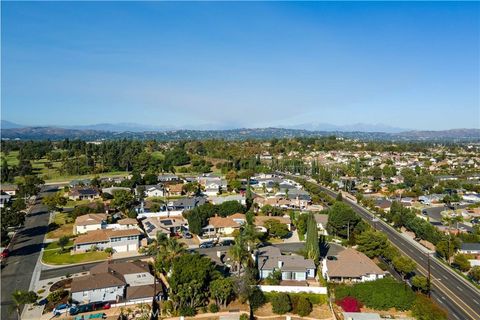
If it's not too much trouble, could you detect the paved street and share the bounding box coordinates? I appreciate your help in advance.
[311,179,480,320]
[0,187,56,320]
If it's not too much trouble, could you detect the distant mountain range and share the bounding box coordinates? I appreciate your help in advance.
[1,120,479,142]
[286,122,407,133]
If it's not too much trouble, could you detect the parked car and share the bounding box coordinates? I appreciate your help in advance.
[53,303,75,316]
[220,240,234,246]
[183,231,192,239]
[199,241,215,248]
[69,302,110,315]
[1,249,10,259]
[74,313,107,320]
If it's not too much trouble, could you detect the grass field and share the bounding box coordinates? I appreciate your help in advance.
[42,249,108,265]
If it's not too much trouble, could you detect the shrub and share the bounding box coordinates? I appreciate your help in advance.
[37,289,45,295]
[46,290,68,305]
[412,294,447,320]
[337,296,361,312]
[179,306,196,316]
[208,303,219,313]
[271,292,292,314]
[265,269,282,285]
[335,277,415,311]
[239,314,249,320]
[294,296,312,316]
[249,287,266,311]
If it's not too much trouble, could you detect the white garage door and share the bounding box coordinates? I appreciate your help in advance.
[127,244,137,252]
[114,245,128,252]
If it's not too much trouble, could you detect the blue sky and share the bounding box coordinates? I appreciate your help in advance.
[2,1,479,130]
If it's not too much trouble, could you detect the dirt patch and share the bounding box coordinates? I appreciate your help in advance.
[255,302,332,319]
[50,278,72,292]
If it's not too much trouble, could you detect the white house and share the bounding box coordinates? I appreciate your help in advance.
[74,214,107,234]
[73,229,142,253]
[71,261,162,304]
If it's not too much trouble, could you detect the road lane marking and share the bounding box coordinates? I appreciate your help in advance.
[457,286,463,292]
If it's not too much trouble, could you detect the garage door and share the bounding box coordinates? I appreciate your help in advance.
[114,245,127,252]
[127,244,137,252]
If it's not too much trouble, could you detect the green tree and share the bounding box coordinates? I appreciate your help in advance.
[435,239,455,261]
[11,290,38,319]
[154,235,187,274]
[57,236,70,253]
[327,202,360,239]
[411,275,429,293]
[305,213,320,263]
[248,287,266,311]
[401,168,417,188]
[264,219,289,238]
[453,254,471,272]
[271,292,292,314]
[112,190,135,214]
[356,230,389,258]
[393,256,416,279]
[229,235,249,276]
[468,266,480,282]
[210,278,235,308]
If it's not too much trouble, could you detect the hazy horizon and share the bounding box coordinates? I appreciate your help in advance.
[2,2,479,130]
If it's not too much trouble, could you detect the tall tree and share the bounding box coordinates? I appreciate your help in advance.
[305,213,320,264]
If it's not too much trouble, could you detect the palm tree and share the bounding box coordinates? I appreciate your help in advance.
[229,235,249,276]
[153,234,186,275]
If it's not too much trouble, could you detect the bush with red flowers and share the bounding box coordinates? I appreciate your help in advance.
[337,296,362,312]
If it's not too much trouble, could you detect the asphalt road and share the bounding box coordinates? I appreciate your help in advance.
[0,187,56,320]
[300,176,480,320]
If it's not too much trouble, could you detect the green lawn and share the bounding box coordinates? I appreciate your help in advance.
[44,240,74,251]
[42,249,108,265]
[65,199,91,208]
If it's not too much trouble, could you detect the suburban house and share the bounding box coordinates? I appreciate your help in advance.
[158,174,180,182]
[73,229,142,253]
[142,216,188,239]
[137,185,165,198]
[254,215,291,233]
[314,214,329,236]
[168,196,206,211]
[322,247,386,283]
[255,246,316,282]
[74,213,107,234]
[459,243,480,255]
[69,187,100,201]
[71,261,162,304]
[202,214,246,238]
[0,184,18,196]
[198,176,227,196]
[282,189,312,209]
[374,198,392,211]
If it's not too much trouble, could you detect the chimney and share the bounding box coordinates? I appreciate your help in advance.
[278,260,283,268]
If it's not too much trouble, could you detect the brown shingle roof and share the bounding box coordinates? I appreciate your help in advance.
[117,218,138,225]
[208,216,240,228]
[74,229,142,245]
[126,284,161,300]
[71,272,125,293]
[254,215,291,226]
[326,248,386,278]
